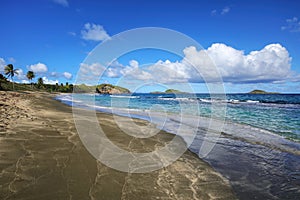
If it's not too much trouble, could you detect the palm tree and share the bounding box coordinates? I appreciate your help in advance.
[55,83,59,91]
[26,71,35,89]
[37,77,44,89]
[4,64,18,90]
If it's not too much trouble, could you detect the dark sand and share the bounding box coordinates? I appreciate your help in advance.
[0,91,237,200]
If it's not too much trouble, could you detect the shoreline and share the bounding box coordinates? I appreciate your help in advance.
[56,93,300,199]
[57,92,300,144]
[56,93,300,155]
[0,91,237,199]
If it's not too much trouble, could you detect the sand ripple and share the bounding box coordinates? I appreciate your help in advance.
[0,91,236,200]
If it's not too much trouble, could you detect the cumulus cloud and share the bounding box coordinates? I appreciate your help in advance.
[79,43,298,84]
[53,0,69,7]
[77,60,152,83]
[81,23,110,41]
[15,69,26,80]
[63,72,72,79]
[77,62,106,83]
[28,62,48,73]
[105,61,124,78]
[147,60,191,83]
[42,77,59,84]
[281,17,300,32]
[79,62,106,77]
[183,43,294,83]
[120,60,153,80]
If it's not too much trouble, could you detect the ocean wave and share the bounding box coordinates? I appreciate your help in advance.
[246,100,260,103]
[157,97,197,102]
[110,95,140,99]
[70,99,300,154]
[56,95,83,103]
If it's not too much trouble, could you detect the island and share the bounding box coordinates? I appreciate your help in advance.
[96,83,130,94]
[248,89,280,94]
[151,89,187,94]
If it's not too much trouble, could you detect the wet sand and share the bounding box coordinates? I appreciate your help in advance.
[0,91,236,200]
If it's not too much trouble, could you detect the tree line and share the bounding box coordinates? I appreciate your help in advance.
[0,64,73,93]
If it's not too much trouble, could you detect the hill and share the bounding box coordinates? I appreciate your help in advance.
[151,89,186,94]
[95,84,130,94]
[248,90,279,94]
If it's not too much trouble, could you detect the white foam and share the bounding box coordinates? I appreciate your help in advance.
[246,100,260,103]
[57,94,300,155]
[110,95,140,99]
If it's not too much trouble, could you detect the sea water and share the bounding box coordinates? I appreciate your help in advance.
[56,93,300,199]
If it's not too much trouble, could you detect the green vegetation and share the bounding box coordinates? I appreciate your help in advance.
[37,77,44,89]
[73,84,95,93]
[26,71,35,89]
[0,74,130,94]
[0,74,7,90]
[73,84,131,94]
[96,84,130,94]
[151,89,186,94]
[1,69,130,94]
[0,73,73,93]
[248,89,280,94]
[165,89,185,94]
[4,64,19,90]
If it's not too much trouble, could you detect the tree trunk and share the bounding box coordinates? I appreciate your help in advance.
[12,77,14,91]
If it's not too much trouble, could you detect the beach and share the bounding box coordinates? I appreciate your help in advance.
[0,91,236,200]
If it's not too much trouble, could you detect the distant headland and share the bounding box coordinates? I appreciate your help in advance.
[150,89,187,94]
[248,89,280,94]
[95,84,130,94]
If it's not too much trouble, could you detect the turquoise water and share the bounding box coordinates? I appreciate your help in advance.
[56,93,300,199]
[58,93,300,142]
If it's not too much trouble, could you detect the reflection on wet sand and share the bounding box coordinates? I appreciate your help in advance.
[0,91,236,200]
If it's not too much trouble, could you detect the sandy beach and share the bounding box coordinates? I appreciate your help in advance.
[0,91,237,200]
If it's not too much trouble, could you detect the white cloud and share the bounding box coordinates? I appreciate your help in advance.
[15,69,26,80]
[105,61,124,78]
[120,60,152,80]
[221,6,230,15]
[50,72,58,77]
[211,6,231,16]
[2,67,28,82]
[0,58,5,73]
[211,10,217,16]
[28,62,48,73]
[147,60,190,83]
[85,43,298,84]
[179,43,295,83]
[79,62,106,77]
[8,57,16,63]
[281,17,300,32]
[63,72,72,79]
[81,23,110,41]
[42,77,59,84]
[53,0,69,7]
[68,31,76,36]
[21,80,29,84]
[77,62,106,83]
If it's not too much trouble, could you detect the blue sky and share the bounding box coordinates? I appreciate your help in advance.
[0,0,300,93]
